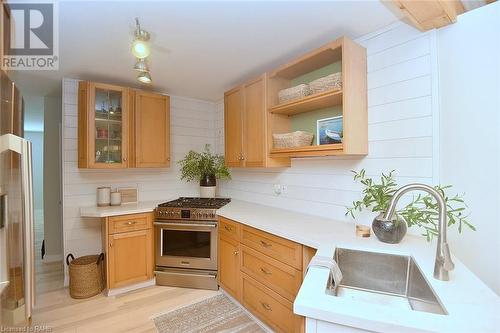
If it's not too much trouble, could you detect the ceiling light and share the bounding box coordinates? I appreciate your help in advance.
[133,58,149,72]
[137,71,152,84]
[131,18,151,59]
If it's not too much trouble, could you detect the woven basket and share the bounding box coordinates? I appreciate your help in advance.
[278,84,310,104]
[273,131,314,149]
[309,72,342,94]
[66,253,105,299]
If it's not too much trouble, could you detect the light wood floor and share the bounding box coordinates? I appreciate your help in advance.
[30,211,220,332]
[32,285,219,332]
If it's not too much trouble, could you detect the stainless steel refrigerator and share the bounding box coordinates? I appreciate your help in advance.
[0,70,35,326]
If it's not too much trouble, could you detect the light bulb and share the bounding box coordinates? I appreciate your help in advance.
[137,71,152,84]
[132,40,150,59]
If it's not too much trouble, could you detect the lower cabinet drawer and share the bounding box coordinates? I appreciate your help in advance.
[218,217,240,241]
[241,273,300,333]
[240,244,302,302]
[109,213,151,234]
[241,226,303,270]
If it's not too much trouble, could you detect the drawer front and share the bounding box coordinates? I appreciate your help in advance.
[240,245,301,302]
[241,226,303,270]
[241,273,298,333]
[218,217,240,241]
[109,213,151,234]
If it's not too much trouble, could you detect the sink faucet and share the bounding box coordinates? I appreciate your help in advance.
[378,183,455,281]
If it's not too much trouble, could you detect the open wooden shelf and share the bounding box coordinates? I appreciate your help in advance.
[270,143,344,157]
[270,40,343,79]
[269,89,342,115]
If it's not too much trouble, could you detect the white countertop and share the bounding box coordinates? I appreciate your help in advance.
[217,200,500,333]
[80,200,161,217]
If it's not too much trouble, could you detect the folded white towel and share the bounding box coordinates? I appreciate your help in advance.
[307,255,343,290]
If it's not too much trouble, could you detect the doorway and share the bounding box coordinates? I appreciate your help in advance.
[24,96,64,295]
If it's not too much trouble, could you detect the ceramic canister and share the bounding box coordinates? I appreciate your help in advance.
[97,187,111,207]
[110,191,122,206]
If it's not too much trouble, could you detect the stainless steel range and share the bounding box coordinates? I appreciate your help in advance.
[154,197,230,290]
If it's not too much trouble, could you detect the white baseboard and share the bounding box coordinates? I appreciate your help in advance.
[106,279,156,297]
[42,254,63,263]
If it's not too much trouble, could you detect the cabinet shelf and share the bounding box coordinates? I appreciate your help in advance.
[96,138,122,141]
[95,118,122,123]
[269,89,342,116]
[270,143,343,157]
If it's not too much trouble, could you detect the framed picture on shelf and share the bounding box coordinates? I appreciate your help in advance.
[317,116,343,145]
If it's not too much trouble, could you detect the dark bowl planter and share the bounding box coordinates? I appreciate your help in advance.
[200,174,216,187]
[372,213,407,244]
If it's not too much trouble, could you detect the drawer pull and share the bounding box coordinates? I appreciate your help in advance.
[233,250,239,255]
[260,240,272,248]
[126,221,137,225]
[224,225,232,232]
[260,267,272,275]
[260,302,272,311]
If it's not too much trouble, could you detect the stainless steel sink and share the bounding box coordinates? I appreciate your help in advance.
[328,248,447,315]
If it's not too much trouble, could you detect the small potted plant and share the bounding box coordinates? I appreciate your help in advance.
[347,169,475,243]
[178,145,231,198]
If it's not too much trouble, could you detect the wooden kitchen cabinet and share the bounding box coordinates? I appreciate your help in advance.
[218,235,240,299]
[267,37,367,158]
[217,216,316,332]
[78,81,170,169]
[102,213,154,290]
[224,75,290,168]
[78,81,129,168]
[130,90,170,168]
[224,86,244,167]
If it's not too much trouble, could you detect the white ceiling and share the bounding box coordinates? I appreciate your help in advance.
[11,1,400,101]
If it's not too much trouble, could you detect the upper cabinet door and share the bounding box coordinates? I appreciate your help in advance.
[79,82,129,168]
[133,91,170,168]
[243,77,265,167]
[224,87,244,167]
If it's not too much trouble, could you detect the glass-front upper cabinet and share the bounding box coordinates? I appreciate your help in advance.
[78,82,129,168]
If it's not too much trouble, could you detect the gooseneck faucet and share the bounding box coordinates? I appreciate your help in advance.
[378,183,455,281]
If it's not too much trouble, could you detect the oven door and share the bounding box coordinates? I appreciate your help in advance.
[154,221,217,271]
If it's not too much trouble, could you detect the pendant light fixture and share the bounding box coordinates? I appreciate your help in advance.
[132,18,152,84]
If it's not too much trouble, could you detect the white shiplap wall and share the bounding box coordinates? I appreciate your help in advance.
[62,78,216,277]
[217,23,440,223]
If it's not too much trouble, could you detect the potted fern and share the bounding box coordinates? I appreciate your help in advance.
[178,145,231,198]
[347,169,475,243]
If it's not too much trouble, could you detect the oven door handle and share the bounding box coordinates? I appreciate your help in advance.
[154,222,217,228]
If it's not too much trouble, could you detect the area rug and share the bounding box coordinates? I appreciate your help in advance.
[153,293,266,333]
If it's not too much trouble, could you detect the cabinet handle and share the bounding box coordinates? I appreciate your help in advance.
[123,157,127,162]
[260,302,272,311]
[126,221,137,225]
[233,251,239,255]
[109,240,113,248]
[260,267,272,275]
[260,240,272,248]
[224,225,232,232]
